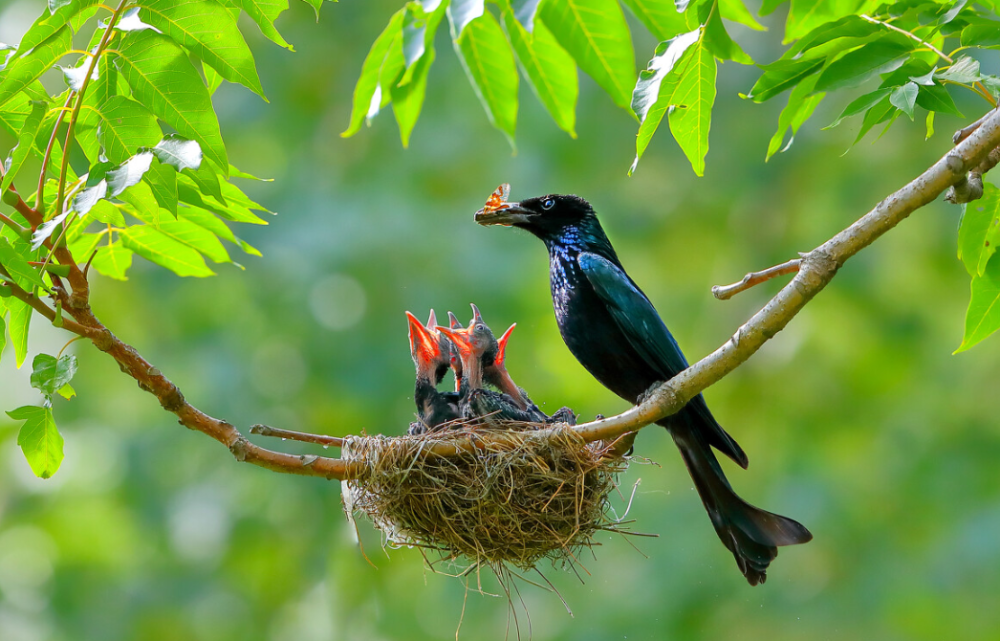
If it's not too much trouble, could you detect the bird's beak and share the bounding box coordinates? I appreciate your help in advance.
[469,303,485,328]
[495,323,516,367]
[436,326,472,358]
[426,309,437,331]
[474,202,534,227]
[447,311,462,330]
[406,311,440,363]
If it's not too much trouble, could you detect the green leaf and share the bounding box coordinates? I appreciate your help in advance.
[57,383,75,400]
[143,159,178,216]
[853,93,894,144]
[766,74,823,160]
[719,0,765,31]
[91,241,134,280]
[958,183,1000,277]
[0,311,6,366]
[925,109,934,139]
[184,163,225,205]
[785,15,879,58]
[619,0,687,41]
[0,26,71,110]
[668,42,716,176]
[94,95,162,164]
[632,30,700,123]
[117,179,159,226]
[87,200,126,226]
[1,100,45,193]
[747,58,823,102]
[178,206,260,256]
[956,253,1000,352]
[341,10,405,137]
[936,56,980,84]
[703,2,753,64]
[8,405,63,478]
[30,353,78,398]
[391,48,435,148]
[121,225,214,277]
[785,0,877,44]
[0,237,46,290]
[115,30,228,174]
[17,0,100,60]
[961,22,1000,48]
[449,0,485,37]
[889,81,918,119]
[503,11,577,137]
[136,0,266,99]
[510,0,541,31]
[814,40,913,92]
[915,82,962,117]
[154,219,231,263]
[824,87,890,129]
[72,151,154,215]
[6,295,32,368]
[539,0,636,110]
[152,134,203,172]
[631,34,699,174]
[229,0,293,50]
[452,11,519,146]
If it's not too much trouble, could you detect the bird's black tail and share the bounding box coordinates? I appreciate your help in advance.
[666,420,812,585]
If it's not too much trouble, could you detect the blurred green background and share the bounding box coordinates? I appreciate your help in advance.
[1,1,999,640]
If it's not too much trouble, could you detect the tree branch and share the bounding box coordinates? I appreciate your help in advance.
[711,258,801,300]
[551,107,1000,445]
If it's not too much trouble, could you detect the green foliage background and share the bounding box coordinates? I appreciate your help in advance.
[1,1,999,640]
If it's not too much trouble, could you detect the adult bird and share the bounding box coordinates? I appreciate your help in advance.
[406,310,460,434]
[475,190,812,584]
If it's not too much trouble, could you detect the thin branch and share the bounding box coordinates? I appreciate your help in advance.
[0,277,92,337]
[36,92,75,218]
[0,211,29,238]
[712,258,801,300]
[250,424,345,448]
[860,15,952,63]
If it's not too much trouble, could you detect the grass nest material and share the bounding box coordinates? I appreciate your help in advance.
[341,420,634,572]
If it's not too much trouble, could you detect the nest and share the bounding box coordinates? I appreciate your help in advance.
[341,421,632,572]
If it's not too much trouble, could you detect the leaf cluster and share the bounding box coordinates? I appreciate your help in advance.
[0,0,327,478]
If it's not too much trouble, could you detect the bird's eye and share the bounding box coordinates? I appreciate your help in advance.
[542,198,555,210]
[476,324,486,332]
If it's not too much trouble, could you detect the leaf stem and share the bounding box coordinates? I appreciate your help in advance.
[52,0,129,227]
[36,92,75,217]
[860,15,952,63]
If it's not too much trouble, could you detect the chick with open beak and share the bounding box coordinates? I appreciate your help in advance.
[406,310,461,434]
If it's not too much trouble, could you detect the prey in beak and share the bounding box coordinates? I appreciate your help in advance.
[474,183,534,227]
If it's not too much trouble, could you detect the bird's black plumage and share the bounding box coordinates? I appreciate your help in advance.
[476,192,812,585]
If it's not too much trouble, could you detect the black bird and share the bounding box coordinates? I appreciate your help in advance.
[406,310,461,433]
[437,320,543,424]
[475,190,812,584]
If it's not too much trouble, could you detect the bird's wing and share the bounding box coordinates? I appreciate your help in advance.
[578,252,748,468]
[577,252,690,378]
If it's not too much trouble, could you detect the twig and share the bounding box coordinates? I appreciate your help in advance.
[36,92,75,216]
[953,108,997,145]
[712,258,801,300]
[250,424,345,447]
[860,15,951,64]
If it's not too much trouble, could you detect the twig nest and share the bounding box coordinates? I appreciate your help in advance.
[341,421,630,571]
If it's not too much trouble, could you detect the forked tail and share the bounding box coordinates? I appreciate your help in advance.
[668,422,812,585]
